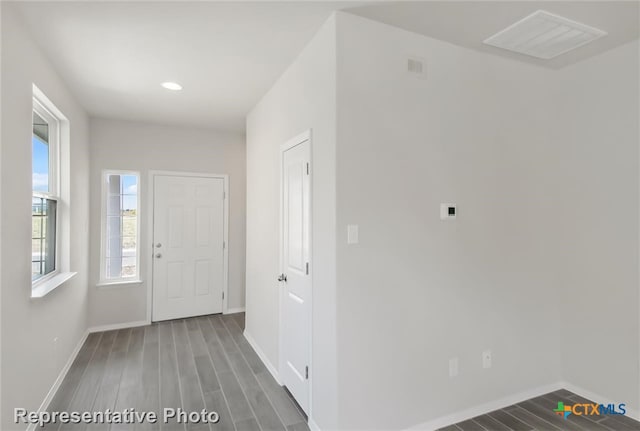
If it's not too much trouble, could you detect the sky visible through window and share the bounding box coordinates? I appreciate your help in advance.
[32,136,49,192]
[120,175,138,210]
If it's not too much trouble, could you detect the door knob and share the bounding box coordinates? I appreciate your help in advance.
[155,253,162,258]
[277,274,287,282]
[155,243,162,248]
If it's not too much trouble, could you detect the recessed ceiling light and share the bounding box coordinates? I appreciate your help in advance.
[161,82,183,91]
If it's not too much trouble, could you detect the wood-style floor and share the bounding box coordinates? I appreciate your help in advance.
[439,389,640,431]
[44,312,640,431]
[44,313,308,431]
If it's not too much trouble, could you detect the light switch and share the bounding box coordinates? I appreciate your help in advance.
[347,224,359,245]
[440,203,457,220]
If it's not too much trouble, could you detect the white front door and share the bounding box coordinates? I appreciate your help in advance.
[281,137,311,414]
[152,175,225,321]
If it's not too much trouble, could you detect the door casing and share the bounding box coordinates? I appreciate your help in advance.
[279,130,313,416]
[146,170,229,323]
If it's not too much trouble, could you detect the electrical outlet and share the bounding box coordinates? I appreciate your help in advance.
[449,357,459,377]
[482,350,492,369]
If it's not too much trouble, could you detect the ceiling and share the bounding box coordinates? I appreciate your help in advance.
[12,1,362,132]
[348,1,639,70]
[11,1,639,132]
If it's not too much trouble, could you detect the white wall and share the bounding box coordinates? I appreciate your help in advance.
[555,40,640,414]
[245,15,338,429]
[88,118,246,326]
[1,4,91,429]
[335,13,564,429]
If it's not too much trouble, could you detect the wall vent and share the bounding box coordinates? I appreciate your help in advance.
[483,10,607,60]
[407,57,426,79]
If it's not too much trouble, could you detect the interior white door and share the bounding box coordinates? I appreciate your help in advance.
[281,138,311,413]
[152,175,225,321]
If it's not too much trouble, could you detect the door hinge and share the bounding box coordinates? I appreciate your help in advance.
[222,291,225,300]
[306,163,310,175]
[223,191,226,200]
[305,366,309,380]
[305,262,309,275]
[223,241,226,249]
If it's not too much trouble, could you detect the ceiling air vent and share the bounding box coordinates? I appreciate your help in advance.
[483,10,607,60]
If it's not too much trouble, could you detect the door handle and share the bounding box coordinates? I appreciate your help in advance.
[155,243,162,248]
[278,274,287,282]
[155,253,162,258]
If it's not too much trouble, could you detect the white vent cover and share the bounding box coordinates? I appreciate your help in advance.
[483,10,607,59]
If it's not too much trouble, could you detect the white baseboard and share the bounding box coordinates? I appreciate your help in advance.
[243,330,280,384]
[561,380,640,422]
[308,417,322,431]
[406,381,564,430]
[28,329,90,431]
[88,320,150,333]
[225,307,246,315]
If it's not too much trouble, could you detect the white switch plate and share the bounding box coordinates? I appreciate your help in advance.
[449,357,459,377]
[347,224,359,245]
[440,203,457,220]
[482,350,492,369]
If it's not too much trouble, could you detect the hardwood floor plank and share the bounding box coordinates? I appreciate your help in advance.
[233,418,261,431]
[236,340,267,376]
[255,371,304,427]
[60,331,118,430]
[172,321,206,431]
[158,322,183,431]
[456,419,486,431]
[286,422,310,431]
[194,355,221,394]
[208,316,239,355]
[217,371,254,423]
[506,406,563,431]
[517,400,584,431]
[536,393,611,430]
[86,329,132,431]
[187,320,209,357]
[197,318,232,374]
[220,317,266,375]
[111,327,145,431]
[472,414,512,431]
[488,410,533,431]
[137,325,160,431]
[552,389,575,398]
[172,320,198,379]
[203,390,236,431]
[566,394,638,428]
[243,384,286,431]
[118,326,145,388]
[187,320,221,394]
[599,416,640,431]
[226,350,260,391]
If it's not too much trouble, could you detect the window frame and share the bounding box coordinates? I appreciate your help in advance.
[31,97,61,288]
[98,170,142,286]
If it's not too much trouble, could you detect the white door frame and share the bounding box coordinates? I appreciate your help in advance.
[147,170,230,323]
[278,130,313,416]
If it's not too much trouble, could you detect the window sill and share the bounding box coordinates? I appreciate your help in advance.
[97,279,143,288]
[31,272,77,298]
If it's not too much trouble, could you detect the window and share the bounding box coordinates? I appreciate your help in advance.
[100,171,140,284]
[32,100,59,283]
